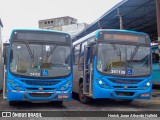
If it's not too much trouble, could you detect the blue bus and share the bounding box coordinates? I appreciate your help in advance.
[3,29,73,105]
[73,29,152,104]
[151,43,160,85]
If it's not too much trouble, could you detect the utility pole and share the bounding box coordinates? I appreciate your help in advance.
[119,15,123,30]
[117,8,123,30]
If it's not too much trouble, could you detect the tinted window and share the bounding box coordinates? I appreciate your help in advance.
[74,44,80,64]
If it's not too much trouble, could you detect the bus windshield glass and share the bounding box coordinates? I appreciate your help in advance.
[10,43,71,78]
[97,43,151,76]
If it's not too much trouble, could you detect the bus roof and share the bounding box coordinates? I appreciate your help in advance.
[73,29,149,46]
[10,28,71,38]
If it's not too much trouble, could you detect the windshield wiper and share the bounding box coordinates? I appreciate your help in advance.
[47,44,58,57]
[25,43,34,58]
[111,44,121,56]
[111,44,121,61]
[129,45,139,63]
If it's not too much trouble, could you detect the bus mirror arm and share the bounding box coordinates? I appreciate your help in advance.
[10,49,13,61]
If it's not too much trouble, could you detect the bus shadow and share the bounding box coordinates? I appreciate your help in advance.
[91,99,145,108]
[72,92,153,109]
[90,99,155,110]
[9,101,68,110]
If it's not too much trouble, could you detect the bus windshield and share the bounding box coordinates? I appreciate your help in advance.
[97,43,151,77]
[10,42,71,78]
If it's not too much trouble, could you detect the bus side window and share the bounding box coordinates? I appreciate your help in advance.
[74,44,80,65]
[152,52,159,63]
[152,49,159,63]
[79,42,87,65]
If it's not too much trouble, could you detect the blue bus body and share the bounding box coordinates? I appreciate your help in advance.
[4,29,73,104]
[93,59,152,99]
[73,29,152,103]
[152,44,160,85]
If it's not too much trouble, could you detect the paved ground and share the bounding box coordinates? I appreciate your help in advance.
[0,88,160,120]
[0,92,160,111]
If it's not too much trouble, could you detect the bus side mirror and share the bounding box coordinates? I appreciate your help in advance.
[3,50,6,65]
[3,47,8,65]
[92,45,97,56]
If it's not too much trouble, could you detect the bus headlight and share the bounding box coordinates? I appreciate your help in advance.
[59,81,72,91]
[99,80,103,84]
[8,80,24,90]
[142,82,151,89]
[97,79,109,88]
[146,82,150,86]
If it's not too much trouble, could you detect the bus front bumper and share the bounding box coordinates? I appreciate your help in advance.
[7,88,72,102]
[93,85,152,99]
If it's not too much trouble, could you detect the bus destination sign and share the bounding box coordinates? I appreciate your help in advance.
[103,33,148,44]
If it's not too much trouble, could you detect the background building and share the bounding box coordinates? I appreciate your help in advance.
[39,16,88,37]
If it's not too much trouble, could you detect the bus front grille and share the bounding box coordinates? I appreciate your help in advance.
[113,86,138,89]
[21,80,61,86]
[26,88,55,90]
[115,91,134,96]
[107,78,143,84]
[29,93,52,97]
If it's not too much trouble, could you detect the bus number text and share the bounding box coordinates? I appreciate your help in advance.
[111,70,125,75]
[30,73,41,76]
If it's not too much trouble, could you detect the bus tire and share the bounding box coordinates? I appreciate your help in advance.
[9,101,17,106]
[123,100,133,104]
[0,90,2,94]
[57,101,63,105]
[53,101,63,106]
[79,83,91,104]
[116,99,133,104]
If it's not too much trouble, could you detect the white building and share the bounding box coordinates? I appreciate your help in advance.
[62,23,88,37]
[39,16,88,37]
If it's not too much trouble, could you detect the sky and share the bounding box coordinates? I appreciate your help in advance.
[0,0,122,42]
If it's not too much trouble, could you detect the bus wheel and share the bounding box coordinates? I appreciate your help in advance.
[79,83,91,104]
[0,90,2,94]
[117,99,133,104]
[123,100,133,104]
[57,101,63,105]
[9,101,17,106]
[53,101,63,106]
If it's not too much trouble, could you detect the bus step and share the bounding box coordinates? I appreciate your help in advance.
[83,92,89,95]
[85,69,89,71]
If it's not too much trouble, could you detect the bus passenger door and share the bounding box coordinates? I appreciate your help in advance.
[3,43,9,99]
[83,45,93,95]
